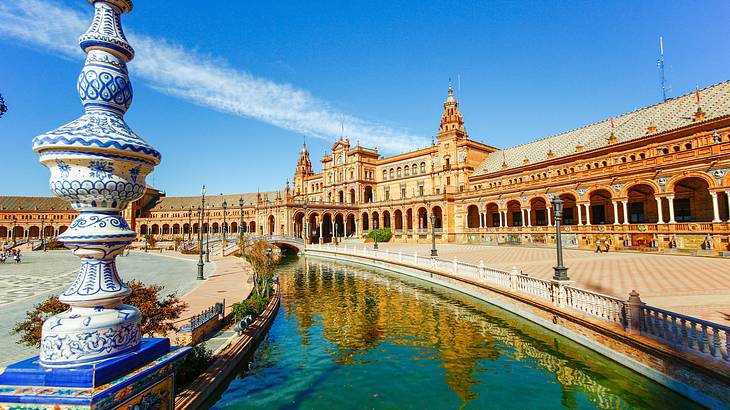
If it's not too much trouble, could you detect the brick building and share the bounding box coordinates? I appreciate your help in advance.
[3,82,730,253]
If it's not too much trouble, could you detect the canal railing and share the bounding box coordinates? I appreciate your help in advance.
[308,244,730,366]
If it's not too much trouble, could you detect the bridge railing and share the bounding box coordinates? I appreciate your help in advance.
[307,243,730,365]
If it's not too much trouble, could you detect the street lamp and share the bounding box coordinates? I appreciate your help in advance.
[239,196,244,236]
[551,197,569,281]
[373,218,379,250]
[196,205,204,280]
[40,216,46,252]
[430,211,437,257]
[303,201,308,249]
[205,203,211,262]
[222,196,228,246]
[187,206,192,241]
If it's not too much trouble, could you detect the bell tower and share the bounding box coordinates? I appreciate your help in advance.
[437,83,467,142]
[294,142,314,197]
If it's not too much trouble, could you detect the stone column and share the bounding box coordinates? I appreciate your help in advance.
[667,195,676,223]
[547,207,553,227]
[622,200,629,225]
[710,192,721,223]
[726,191,730,222]
[577,205,583,225]
[655,197,664,224]
[584,204,592,225]
[479,212,484,228]
[612,201,619,225]
[526,208,532,227]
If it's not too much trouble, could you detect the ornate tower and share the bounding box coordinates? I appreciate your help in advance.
[31,0,159,366]
[437,84,467,142]
[294,142,314,196]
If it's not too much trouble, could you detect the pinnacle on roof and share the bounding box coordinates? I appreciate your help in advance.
[446,82,456,103]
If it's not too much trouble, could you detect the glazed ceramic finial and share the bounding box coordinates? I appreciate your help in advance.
[32,0,160,367]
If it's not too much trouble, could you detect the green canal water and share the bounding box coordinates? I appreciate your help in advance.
[209,256,701,409]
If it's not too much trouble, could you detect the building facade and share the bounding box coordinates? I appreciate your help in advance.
[3,82,730,253]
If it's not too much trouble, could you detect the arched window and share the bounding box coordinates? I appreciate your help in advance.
[389,168,394,178]
[404,165,410,176]
[383,170,387,180]
[412,163,418,174]
[397,167,402,177]
[684,142,692,150]
[420,162,426,173]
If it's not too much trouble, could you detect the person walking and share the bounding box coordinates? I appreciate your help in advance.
[14,252,21,263]
[604,240,610,253]
[595,238,602,253]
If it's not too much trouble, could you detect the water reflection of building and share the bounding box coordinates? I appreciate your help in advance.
[282,259,636,408]
[3,82,730,253]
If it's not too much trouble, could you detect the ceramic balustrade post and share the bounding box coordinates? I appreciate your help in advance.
[478,260,485,281]
[31,0,160,367]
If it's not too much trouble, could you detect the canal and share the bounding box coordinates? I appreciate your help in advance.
[209,256,701,409]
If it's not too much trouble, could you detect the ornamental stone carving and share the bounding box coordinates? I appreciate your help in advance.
[709,168,728,184]
[655,177,668,192]
[32,0,159,367]
[611,183,624,194]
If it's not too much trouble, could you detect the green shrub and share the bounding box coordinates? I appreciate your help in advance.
[366,228,392,242]
[175,344,213,392]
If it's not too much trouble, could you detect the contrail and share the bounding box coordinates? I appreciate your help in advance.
[0,1,427,153]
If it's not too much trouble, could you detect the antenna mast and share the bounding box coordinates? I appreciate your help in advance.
[657,36,667,101]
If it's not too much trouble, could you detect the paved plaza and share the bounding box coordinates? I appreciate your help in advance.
[356,243,730,324]
[0,249,214,367]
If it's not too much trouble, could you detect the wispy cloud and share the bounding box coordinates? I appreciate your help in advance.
[0,1,427,153]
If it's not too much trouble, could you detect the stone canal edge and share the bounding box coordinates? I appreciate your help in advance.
[174,282,281,410]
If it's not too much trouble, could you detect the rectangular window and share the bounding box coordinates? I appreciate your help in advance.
[535,209,546,226]
[562,207,574,225]
[512,211,522,227]
[418,186,424,196]
[401,188,406,199]
[591,205,606,224]
[675,198,692,222]
[628,202,645,223]
[385,190,390,200]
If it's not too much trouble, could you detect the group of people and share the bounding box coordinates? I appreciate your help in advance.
[0,248,21,263]
[594,239,610,253]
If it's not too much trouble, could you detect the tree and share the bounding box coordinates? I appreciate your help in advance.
[248,240,280,298]
[145,234,157,248]
[14,280,188,347]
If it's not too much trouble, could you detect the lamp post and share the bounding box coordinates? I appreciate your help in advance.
[238,196,244,236]
[187,206,192,241]
[551,197,569,281]
[205,204,210,262]
[373,218,379,250]
[222,196,228,246]
[40,216,46,252]
[144,225,148,252]
[196,205,204,280]
[11,216,16,244]
[430,211,437,257]
[303,201,308,249]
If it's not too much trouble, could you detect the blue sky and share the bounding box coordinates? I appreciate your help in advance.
[1,0,729,196]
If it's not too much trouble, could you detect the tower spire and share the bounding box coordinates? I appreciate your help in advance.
[438,81,466,141]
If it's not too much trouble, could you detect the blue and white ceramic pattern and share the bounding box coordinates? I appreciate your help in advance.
[32,0,159,367]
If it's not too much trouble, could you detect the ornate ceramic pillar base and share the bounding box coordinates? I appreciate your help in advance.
[0,338,188,409]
